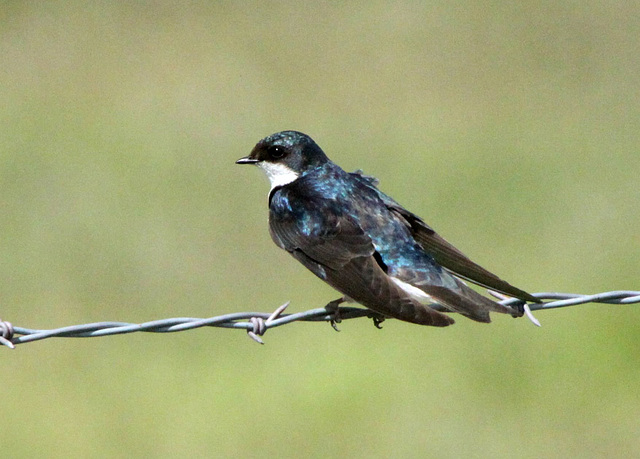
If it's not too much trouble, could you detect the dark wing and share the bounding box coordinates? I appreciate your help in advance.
[350,171,539,304]
[269,210,454,327]
[389,201,539,303]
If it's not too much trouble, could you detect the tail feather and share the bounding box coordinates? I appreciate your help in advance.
[420,278,523,323]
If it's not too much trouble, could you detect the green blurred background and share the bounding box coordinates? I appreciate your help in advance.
[2,1,639,457]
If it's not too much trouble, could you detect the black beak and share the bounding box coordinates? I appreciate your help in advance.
[236,156,259,165]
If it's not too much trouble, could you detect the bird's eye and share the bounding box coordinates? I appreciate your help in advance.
[267,145,286,159]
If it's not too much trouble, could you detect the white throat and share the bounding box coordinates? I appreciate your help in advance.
[258,161,300,191]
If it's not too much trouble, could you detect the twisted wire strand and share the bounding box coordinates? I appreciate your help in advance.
[2,290,638,348]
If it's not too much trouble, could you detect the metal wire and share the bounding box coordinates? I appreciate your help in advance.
[1,290,638,348]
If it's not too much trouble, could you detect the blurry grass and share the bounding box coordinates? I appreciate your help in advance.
[1,1,639,457]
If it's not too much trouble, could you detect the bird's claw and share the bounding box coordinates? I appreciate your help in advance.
[325,297,347,332]
[371,315,385,329]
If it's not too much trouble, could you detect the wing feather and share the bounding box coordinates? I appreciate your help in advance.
[349,173,539,304]
[269,205,454,326]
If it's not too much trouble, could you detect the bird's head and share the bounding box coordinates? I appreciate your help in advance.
[236,131,328,189]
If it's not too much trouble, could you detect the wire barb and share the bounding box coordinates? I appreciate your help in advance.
[2,291,639,348]
[523,305,541,327]
[488,290,541,326]
[246,301,290,344]
[0,319,15,349]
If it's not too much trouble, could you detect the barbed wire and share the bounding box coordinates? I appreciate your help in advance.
[1,290,639,349]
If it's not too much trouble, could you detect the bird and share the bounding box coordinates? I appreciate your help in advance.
[236,131,540,327]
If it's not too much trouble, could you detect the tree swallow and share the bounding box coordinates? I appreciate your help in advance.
[236,131,539,327]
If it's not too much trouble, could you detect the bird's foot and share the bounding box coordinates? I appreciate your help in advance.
[325,297,347,332]
[369,313,386,329]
